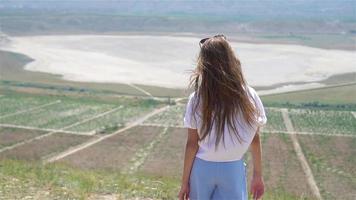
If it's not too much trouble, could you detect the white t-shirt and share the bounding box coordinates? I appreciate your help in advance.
[183,85,267,162]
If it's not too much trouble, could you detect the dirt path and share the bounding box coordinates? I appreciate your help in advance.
[0,129,55,154]
[45,105,171,163]
[0,123,83,135]
[88,194,155,200]
[281,109,322,200]
[261,130,356,138]
[351,111,356,119]
[0,100,61,119]
[127,83,154,98]
[122,126,169,174]
[139,123,184,129]
[88,194,118,200]
[0,106,123,154]
[174,97,186,104]
[259,82,356,97]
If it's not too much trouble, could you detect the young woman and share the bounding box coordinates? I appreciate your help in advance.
[178,34,267,200]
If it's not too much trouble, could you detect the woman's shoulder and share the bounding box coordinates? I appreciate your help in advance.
[245,84,258,98]
[188,91,196,98]
[187,91,198,102]
[186,91,200,111]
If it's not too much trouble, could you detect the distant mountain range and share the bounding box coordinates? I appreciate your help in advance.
[0,0,355,35]
[1,0,355,20]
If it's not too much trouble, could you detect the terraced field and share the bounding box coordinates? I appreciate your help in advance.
[289,109,356,135]
[140,127,186,178]
[60,126,164,170]
[0,127,47,149]
[0,133,93,161]
[261,83,356,105]
[0,99,115,129]
[138,106,355,199]
[0,93,161,134]
[143,104,185,126]
[0,91,355,200]
[262,108,287,132]
[246,132,314,199]
[143,105,288,132]
[0,95,57,116]
[67,104,160,134]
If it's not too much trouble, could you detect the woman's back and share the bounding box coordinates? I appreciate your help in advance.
[183,85,267,162]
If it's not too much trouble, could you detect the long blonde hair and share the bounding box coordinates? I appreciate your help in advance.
[188,35,258,150]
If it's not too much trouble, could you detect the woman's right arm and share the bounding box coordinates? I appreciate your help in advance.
[178,128,199,200]
[250,127,265,200]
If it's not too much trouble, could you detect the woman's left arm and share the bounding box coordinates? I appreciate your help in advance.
[250,127,265,200]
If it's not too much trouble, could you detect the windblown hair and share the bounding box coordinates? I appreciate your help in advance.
[188,35,259,151]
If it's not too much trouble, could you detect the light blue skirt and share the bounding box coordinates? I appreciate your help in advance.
[189,156,248,200]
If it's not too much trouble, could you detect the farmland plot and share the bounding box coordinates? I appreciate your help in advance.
[60,126,163,170]
[245,133,314,199]
[143,106,287,132]
[262,108,287,132]
[0,99,115,129]
[0,95,55,116]
[0,127,47,149]
[298,135,356,200]
[0,133,92,161]
[143,105,185,126]
[68,104,161,134]
[140,127,187,178]
[289,109,356,135]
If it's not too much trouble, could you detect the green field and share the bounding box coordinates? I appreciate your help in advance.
[0,99,115,129]
[261,83,356,106]
[143,105,185,126]
[0,92,162,134]
[262,108,287,132]
[289,109,356,135]
[0,94,56,116]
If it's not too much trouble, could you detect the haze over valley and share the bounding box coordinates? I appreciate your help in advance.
[0,0,355,93]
